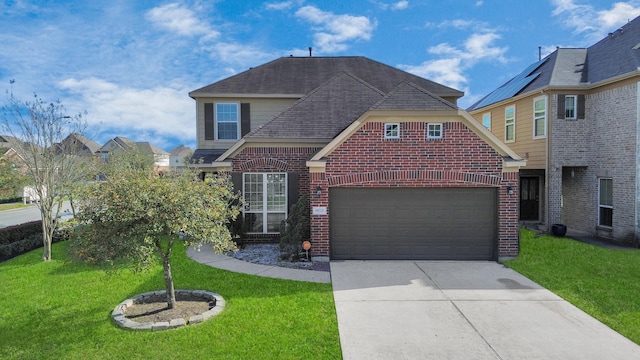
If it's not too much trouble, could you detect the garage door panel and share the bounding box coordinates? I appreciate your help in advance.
[330,188,497,260]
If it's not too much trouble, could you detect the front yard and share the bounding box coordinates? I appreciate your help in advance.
[0,241,341,359]
[506,228,640,345]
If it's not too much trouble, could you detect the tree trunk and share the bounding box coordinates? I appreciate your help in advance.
[162,250,176,309]
[40,209,53,261]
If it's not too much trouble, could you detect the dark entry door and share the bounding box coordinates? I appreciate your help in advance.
[520,177,539,220]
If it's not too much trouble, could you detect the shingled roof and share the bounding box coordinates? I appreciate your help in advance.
[468,16,640,111]
[189,56,463,98]
[370,81,458,111]
[247,72,384,140]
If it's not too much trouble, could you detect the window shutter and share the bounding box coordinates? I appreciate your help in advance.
[557,95,565,119]
[204,103,215,140]
[241,103,251,137]
[287,172,299,211]
[231,172,243,195]
[577,95,586,119]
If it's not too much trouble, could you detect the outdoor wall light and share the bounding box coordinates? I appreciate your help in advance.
[316,185,322,195]
[506,186,514,195]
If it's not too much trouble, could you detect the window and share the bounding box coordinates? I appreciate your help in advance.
[505,106,515,142]
[482,112,491,130]
[243,173,287,233]
[565,95,577,119]
[384,123,400,139]
[427,123,443,139]
[533,96,547,138]
[598,178,613,227]
[216,103,239,140]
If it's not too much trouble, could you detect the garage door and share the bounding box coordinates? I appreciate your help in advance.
[330,188,497,260]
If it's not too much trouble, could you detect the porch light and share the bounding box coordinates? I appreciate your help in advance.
[506,186,514,195]
[316,185,322,196]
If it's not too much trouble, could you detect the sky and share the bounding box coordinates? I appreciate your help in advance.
[2,0,640,151]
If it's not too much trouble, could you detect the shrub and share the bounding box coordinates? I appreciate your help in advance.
[279,196,310,261]
[0,233,43,261]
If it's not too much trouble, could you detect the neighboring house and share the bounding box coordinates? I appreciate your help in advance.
[57,133,101,155]
[168,145,193,170]
[98,136,170,171]
[190,56,525,261]
[0,135,30,166]
[467,16,640,245]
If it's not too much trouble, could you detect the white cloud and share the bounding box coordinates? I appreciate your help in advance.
[58,77,194,148]
[146,3,219,39]
[551,0,640,41]
[391,1,409,10]
[295,6,376,53]
[399,29,507,91]
[265,1,296,10]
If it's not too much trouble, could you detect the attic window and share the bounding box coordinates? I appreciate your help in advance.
[427,123,443,139]
[384,123,400,139]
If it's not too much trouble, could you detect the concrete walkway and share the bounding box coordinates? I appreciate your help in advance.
[186,244,331,283]
[331,260,640,360]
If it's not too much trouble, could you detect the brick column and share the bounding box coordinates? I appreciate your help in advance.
[309,172,329,257]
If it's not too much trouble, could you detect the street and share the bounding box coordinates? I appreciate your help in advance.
[0,201,73,228]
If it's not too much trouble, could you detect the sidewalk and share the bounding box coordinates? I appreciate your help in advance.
[186,244,331,284]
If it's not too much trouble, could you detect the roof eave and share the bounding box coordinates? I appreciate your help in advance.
[189,92,304,99]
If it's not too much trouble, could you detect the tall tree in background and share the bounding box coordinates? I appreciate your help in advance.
[71,151,241,309]
[1,91,88,261]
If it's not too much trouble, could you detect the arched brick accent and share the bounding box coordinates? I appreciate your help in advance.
[238,158,290,172]
[327,170,502,187]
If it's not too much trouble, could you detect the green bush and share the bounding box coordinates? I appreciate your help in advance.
[0,233,43,261]
[0,221,42,246]
[279,196,310,261]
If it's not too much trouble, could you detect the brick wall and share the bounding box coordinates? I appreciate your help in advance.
[232,146,321,243]
[551,84,638,243]
[309,121,520,259]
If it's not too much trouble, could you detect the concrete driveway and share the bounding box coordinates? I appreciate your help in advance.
[331,261,640,360]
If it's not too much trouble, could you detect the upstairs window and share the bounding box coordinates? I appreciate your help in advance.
[565,95,577,119]
[384,123,400,139]
[505,105,515,142]
[482,112,491,130]
[427,123,443,139]
[533,96,547,138]
[216,103,239,140]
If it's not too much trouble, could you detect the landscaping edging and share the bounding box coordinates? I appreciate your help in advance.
[112,289,225,331]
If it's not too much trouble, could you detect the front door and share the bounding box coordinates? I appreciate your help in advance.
[520,177,539,220]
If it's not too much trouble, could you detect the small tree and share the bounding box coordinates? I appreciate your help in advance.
[71,153,241,309]
[1,91,88,261]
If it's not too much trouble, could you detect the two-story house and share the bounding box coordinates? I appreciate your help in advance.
[190,56,525,261]
[98,136,170,171]
[468,16,640,245]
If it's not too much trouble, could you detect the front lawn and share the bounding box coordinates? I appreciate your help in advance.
[506,228,640,345]
[0,202,29,211]
[0,241,341,359]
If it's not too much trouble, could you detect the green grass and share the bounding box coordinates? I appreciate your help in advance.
[0,241,341,359]
[505,228,640,345]
[0,202,30,211]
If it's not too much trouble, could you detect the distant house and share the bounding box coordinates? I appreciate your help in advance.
[168,145,193,171]
[0,135,31,166]
[97,136,170,171]
[467,15,640,245]
[189,56,525,261]
[57,133,101,155]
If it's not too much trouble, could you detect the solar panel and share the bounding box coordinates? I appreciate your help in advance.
[473,57,549,109]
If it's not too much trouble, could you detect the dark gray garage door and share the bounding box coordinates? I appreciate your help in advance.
[330,188,497,260]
